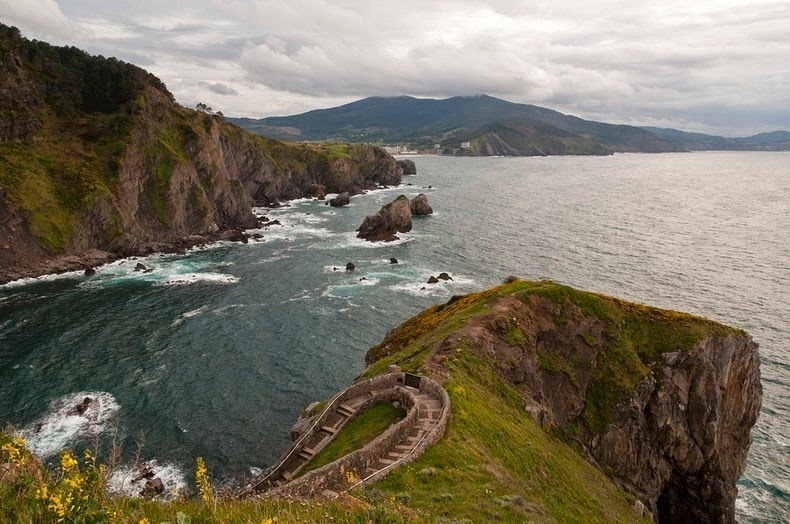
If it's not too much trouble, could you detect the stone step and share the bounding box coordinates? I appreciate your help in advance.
[281,470,294,481]
[377,457,395,465]
[297,450,313,461]
[320,425,338,435]
[394,444,413,452]
[347,396,368,408]
[386,451,402,461]
[337,404,355,417]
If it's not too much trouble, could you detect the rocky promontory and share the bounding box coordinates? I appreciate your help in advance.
[365,279,762,523]
[0,24,411,283]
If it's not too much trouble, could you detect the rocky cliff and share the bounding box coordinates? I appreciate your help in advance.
[0,24,406,283]
[365,280,761,523]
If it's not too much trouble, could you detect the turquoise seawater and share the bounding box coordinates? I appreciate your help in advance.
[1,152,787,521]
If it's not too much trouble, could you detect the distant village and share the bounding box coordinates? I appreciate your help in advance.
[382,142,471,155]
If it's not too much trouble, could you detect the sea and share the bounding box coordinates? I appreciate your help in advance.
[0,152,787,521]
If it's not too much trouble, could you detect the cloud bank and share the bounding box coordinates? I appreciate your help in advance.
[2,0,788,135]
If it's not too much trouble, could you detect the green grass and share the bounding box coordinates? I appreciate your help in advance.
[299,403,406,476]
[368,351,648,523]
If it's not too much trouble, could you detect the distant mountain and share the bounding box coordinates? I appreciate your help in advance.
[229,95,790,154]
[229,95,683,154]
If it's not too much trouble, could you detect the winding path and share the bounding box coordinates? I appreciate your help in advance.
[242,372,450,498]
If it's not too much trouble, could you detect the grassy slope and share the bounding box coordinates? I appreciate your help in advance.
[299,403,406,477]
[357,279,739,522]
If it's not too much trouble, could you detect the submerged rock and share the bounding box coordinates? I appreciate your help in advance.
[346,262,356,271]
[356,195,412,242]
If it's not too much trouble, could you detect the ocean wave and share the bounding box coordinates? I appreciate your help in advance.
[21,391,120,459]
[154,272,239,286]
[2,270,83,288]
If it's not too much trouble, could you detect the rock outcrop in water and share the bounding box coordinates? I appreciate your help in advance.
[365,280,762,523]
[410,193,433,216]
[0,24,410,283]
[356,195,413,242]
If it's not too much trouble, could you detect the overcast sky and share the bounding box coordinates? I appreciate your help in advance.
[2,0,788,136]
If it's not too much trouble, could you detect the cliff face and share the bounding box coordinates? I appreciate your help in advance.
[366,280,762,523]
[0,25,405,283]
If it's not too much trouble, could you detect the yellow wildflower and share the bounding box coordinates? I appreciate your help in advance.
[60,450,78,472]
[195,457,213,504]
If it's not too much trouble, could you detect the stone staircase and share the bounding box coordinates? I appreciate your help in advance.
[241,372,450,498]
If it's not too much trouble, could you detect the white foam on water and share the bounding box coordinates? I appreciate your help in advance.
[75,254,240,288]
[329,231,415,250]
[155,273,239,286]
[2,269,83,288]
[388,273,477,297]
[21,391,120,459]
[107,460,188,501]
[171,306,210,326]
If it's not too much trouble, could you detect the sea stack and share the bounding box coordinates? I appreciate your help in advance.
[410,193,433,216]
[356,195,413,242]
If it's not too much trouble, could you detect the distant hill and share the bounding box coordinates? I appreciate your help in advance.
[230,95,790,154]
[445,119,612,156]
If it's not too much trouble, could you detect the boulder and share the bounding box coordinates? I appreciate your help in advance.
[427,276,439,284]
[346,262,356,271]
[134,262,147,272]
[330,192,351,207]
[397,159,417,176]
[84,267,96,276]
[356,195,412,242]
[390,258,399,264]
[437,272,453,281]
[410,193,433,216]
[141,477,165,499]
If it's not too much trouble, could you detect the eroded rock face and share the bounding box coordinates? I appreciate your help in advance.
[592,336,761,523]
[356,195,412,242]
[417,291,761,523]
[410,193,433,216]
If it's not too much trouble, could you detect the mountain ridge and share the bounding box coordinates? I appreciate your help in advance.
[229,95,789,154]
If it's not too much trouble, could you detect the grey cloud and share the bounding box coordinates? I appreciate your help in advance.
[3,0,788,135]
[205,82,239,96]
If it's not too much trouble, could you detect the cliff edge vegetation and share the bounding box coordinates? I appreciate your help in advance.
[0,24,406,283]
